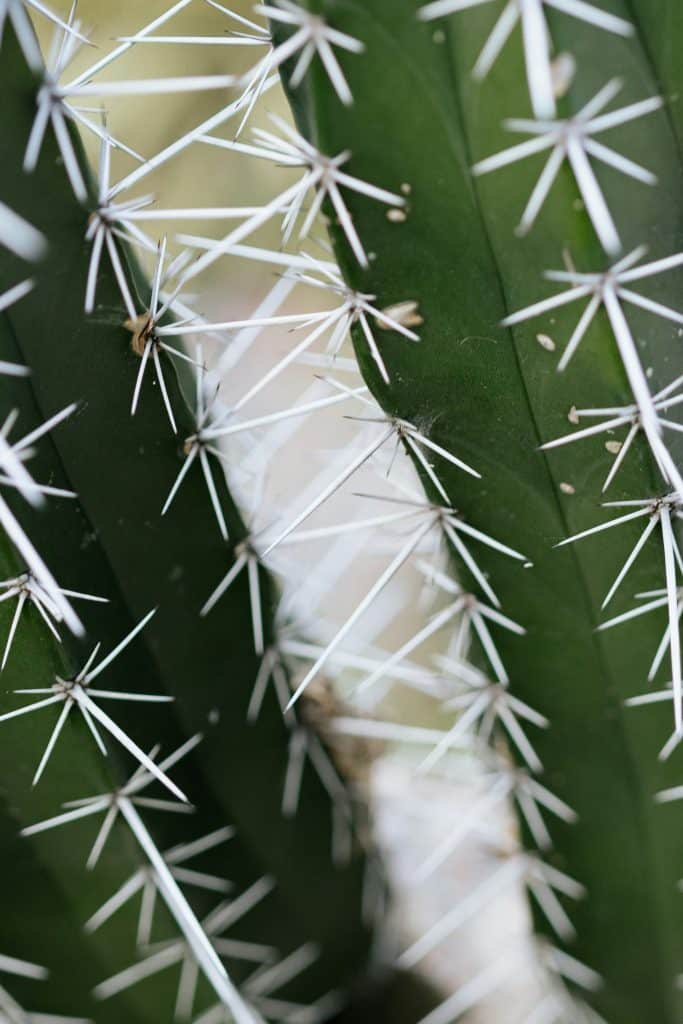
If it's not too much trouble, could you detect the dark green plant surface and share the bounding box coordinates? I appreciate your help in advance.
[0,26,369,1022]
[282,1,683,1020]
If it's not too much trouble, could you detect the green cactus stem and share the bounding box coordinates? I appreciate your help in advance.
[0,21,370,1022]
[277,1,683,1020]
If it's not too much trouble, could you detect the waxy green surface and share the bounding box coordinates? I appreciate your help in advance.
[286,1,683,1019]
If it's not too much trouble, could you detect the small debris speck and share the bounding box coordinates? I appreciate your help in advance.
[551,52,576,98]
[536,333,555,351]
[401,183,412,195]
[209,708,220,725]
[568,405,579,425]
[386,208,407,223]
[432,28,445,43]
[560,481,575,495]
[605,440,622,455]
[378,300,423,331]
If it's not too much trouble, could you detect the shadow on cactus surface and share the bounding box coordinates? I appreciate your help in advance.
[2,0,683,1021]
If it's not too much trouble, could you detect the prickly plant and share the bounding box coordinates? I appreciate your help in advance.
[272,0,683,1020]
[3,0,683,1022]
[0,8,374,1024]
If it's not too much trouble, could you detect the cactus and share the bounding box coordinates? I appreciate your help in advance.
[4,0,683,1022]
[0,10,372,1024]
[269,0,683,1021]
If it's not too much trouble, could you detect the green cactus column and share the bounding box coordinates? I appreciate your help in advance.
[0,22,371,1022]
[278,1,683,1020]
